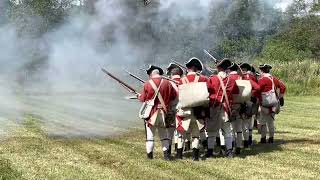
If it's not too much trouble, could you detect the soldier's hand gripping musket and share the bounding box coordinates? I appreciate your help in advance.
[101,68,140,96]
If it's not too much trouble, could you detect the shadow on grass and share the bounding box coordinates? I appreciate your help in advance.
[0,158,23,180]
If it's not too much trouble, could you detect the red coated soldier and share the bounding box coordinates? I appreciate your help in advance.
[258,64,286,144]
[207,59,236,158]
[139,65,177,160]
[239,63,259,146]
[175,57,208,161]
[166,63,184,154]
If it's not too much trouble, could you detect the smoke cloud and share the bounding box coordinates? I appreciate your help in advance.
[0,0,292,137]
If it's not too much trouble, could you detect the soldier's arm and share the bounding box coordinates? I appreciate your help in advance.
[273,77,286,98]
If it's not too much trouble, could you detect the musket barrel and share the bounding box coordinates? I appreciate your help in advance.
[101,68,139,95]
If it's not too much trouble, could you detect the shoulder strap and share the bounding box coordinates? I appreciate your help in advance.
[194,75,200,83]
[149,79,167,113]
[149,79,162,101]
[217,76,231,112]
[266,76,275,91]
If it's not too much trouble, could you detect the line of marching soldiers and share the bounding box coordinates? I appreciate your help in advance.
[138,58,286,161]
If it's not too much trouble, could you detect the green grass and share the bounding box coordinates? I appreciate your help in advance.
[0,96,320,179]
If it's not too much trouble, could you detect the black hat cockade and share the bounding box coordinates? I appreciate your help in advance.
[166,63,184,76]
[146,65,164,75]
[185,57,203,71]
[259,64,272,70]
[216,58,233,70]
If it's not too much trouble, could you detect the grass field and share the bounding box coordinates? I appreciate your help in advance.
[0,96,320,179]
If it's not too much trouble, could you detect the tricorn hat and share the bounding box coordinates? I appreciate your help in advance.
[216,58,233,70]
[166,63,184,76]
[146,65,164,75]
[185,57,203,71]
[229,62,239,71]
[239,63,252,71]
[259,64,272,70]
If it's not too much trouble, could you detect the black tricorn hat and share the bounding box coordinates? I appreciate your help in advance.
[229,62,238,71]
[146,65,164,75]
[166,63,184,76]
[259,64,272,70]
[185,57,203,71]
[216,58,233,70]
[239,63,252,71]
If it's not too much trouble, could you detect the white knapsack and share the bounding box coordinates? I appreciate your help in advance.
[139,79,166,119]
[233,79,252,103]
[178,76,209,108]
[261,76,279,108]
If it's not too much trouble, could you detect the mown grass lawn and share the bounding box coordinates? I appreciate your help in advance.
[0,96,320,179]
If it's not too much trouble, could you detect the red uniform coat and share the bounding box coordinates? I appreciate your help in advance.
[207,72,236,115]
[258,73,286,99]
[139,76,177,122]
[182,72,207,83]
[171,75,183,86]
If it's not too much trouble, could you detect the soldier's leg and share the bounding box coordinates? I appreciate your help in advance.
[189,119,201,161]
[145,124,156,159]
[258,107,268,144]
[174,130,179,151]
[242,118,250,148]
[222,121,233,158]
[248,116,254,145]
[158,127,171,160]
[184,132,191,151]
[266,114,275,143]
[176,131,185,159]
[206,130,218,157]
[200,129,208,149]
[167,126,175,155]
[232,119,242,154]
[219,129,226,154]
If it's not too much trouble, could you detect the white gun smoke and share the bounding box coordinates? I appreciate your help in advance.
[0,0,291,137]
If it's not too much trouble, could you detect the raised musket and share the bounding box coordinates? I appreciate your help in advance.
[203,49,218,64]
[124,69,146,84]
[101,68,139,95]
[171,60,188,70]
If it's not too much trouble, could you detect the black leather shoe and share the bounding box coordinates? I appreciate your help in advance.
[220,145,226,155]
[176,148,183,159]
[226,149,233,159]
[260,137,267,144]
[235,147,241,155]
[168,145,172,156]
[163,150,170,161]
[268,137,274,144]
[184,141,191,151]
[192,148,199,161]
[147,152,153,159]
[243,140,249,148]
[202,139,208,149]
[206,149,214,158]
[216,137,221,147]
[248,135,253,145]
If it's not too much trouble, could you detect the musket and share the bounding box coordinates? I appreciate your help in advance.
[171,60,188,70]
[101,68,139,95]
[124,69,146,84]
[144,0,151,5]
[203,49,218,64]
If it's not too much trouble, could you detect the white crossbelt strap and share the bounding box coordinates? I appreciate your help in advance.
[217,76,231,113]
[149,79,167,113]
